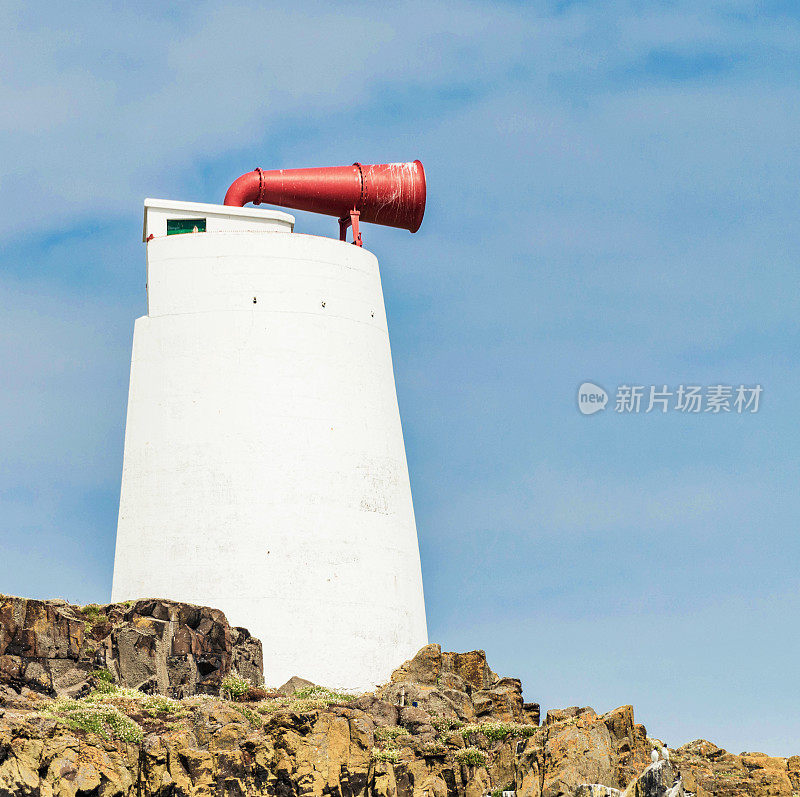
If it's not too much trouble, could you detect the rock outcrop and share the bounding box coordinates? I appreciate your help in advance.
[379,643,533,725]
[0,600,797,797]
[623,760,682,797]
[0,595,263,700]
[670,740,800,796]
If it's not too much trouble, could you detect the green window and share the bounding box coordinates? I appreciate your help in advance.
[167,218,206,235]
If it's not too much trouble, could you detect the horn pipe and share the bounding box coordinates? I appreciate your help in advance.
[224,161,426,236]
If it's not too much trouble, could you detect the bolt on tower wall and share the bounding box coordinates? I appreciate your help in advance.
[112,199,428,690]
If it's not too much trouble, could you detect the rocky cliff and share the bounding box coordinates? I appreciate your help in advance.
[0,596,262,699]
[0,596,797,797]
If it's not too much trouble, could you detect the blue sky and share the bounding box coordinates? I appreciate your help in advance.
[2,0,799,755]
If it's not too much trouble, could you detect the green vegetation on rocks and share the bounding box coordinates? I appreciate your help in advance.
[454,746,488,767]
[371,747,401,763]
[374,725,411,743]
[432,717,464,732]
[80,603,107,630]
[231,704,264,727]
[293,685,358,703]
[460,721,537,743]
[255,685,359,715]
[2,603,797,797]
[43,698,144,743]
[221,671,252,701]
[42,678,186,739]
[420,740,446,756]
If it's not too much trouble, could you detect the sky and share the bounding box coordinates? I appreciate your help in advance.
[1,0,799,756]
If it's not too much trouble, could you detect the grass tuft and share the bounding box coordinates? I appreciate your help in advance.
[432,717,464,732]
[371,747,400,763]
[221,671,252,701]
[231,704,264,727]
[80,604,108,626]
[44,698,143,743]
[374,726,411,743]
[420,740,446,756]
[292,685,358,703]
[83,680,186,719]
[254,686,361,715]
[454,746,488,767]
[460,721,537,743]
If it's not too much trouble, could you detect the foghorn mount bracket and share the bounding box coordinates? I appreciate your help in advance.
[338,210,362,246]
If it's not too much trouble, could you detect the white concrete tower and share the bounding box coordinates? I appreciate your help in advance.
[112,199,428,690]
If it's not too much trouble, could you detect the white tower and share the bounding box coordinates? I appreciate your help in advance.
[112,199,428,690]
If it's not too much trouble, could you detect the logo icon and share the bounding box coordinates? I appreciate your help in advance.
[578,382,608,415]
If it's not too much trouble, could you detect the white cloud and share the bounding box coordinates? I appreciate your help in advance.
[2,0,798,238]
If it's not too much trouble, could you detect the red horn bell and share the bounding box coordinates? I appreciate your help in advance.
[224,161,426,245]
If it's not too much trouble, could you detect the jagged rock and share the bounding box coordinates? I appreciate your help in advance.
[789,756,800,791]
[349,694,399,726]
[391,643,443,684]
[383,645,523,723]
[399,704,434,735]
[0,611,796,797]
[623,760,683,797]
[602,705,652,786]
[379,680,472,721]
[442,686,477,720]
[545,706,596,725]
[514,703,678,797]
[576,786,623,797]
[390,645,501,693]
[277,675,316,696]
[0,594,263,699]
[473,678,524,723]
[539,708,616,796]
[672,739,796,795]
[441,649,498,690]
[231,625,264,685]
[523,701,541,725]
